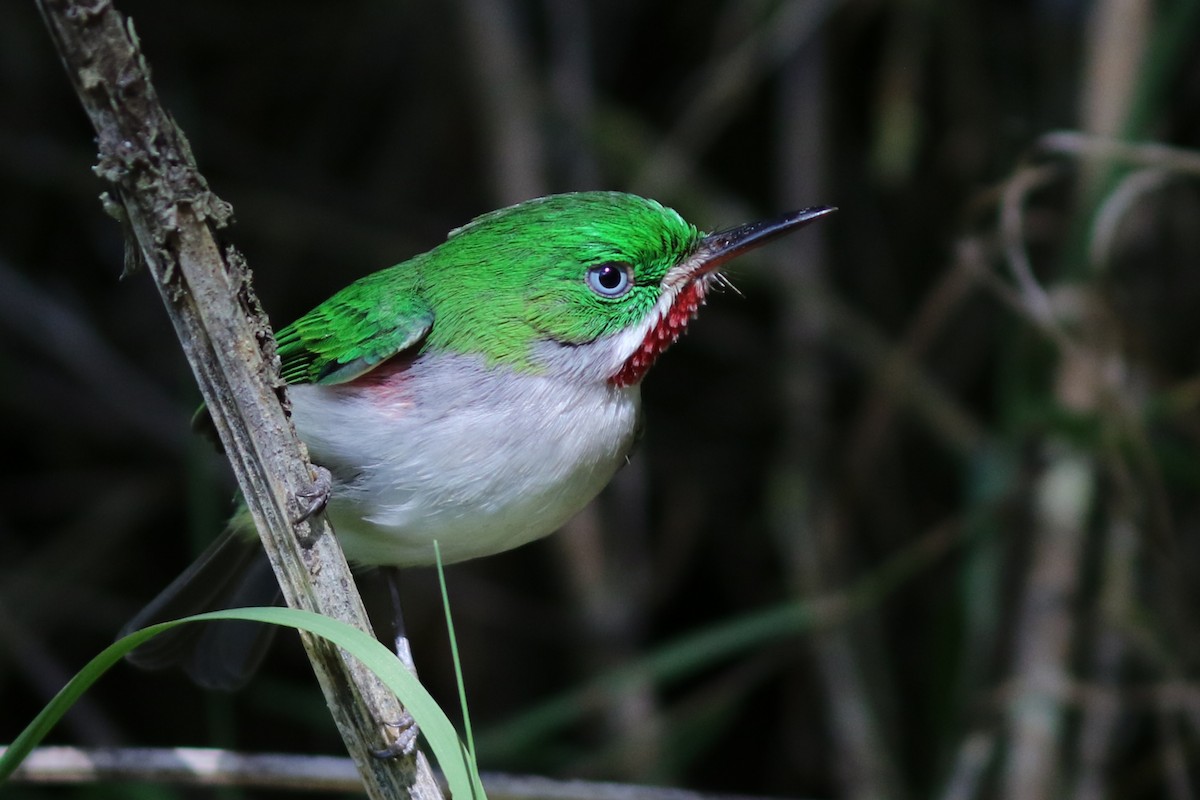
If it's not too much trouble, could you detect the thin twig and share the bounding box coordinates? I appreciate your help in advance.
[1068,516,1136,800]
[1087,167,1172,272]
[1035,131,1200,175]
[1001,448,1094,800]
[998,163,1064,337]
[3,746,804,800]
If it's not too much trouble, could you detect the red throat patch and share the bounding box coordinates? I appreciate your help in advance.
[609,278,710,388]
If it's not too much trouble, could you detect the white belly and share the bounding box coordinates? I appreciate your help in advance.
[288,353,640,566]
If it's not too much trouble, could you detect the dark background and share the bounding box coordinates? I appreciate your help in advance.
[4,1,1200,798]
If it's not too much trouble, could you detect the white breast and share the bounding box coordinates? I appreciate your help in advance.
[288,353,641,566]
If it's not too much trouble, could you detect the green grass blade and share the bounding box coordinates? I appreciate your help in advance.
[0,607,487,800]
[434,541,477,767]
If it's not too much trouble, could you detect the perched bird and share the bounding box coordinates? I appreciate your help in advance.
[124,191,833,688]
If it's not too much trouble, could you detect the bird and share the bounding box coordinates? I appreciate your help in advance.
[122,191,834,688]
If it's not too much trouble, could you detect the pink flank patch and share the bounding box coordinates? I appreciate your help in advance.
[610,279,709,388]
[344,351,418,414]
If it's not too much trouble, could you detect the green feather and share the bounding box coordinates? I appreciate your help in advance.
[273,191,701,384]
[422,192,701,364]
[276,266,434,385]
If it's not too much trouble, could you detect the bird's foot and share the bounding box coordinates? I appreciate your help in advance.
[372,713,419,759]
[292,465,332,547]
[294,465,332,523]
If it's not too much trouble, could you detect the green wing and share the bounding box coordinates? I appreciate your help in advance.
[276,267,434,386]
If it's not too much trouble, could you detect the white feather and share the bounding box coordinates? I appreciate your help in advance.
[289,350,641,566]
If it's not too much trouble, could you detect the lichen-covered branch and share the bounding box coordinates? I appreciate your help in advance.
[33,1,441,797]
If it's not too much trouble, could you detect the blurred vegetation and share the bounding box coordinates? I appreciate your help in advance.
[4,0,1200,798]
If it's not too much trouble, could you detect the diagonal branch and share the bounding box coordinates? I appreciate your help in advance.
[33,1,442,798]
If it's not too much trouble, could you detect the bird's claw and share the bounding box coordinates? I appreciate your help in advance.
[294,465,332,523]
[372,713,419,759]
[292,466,332,547]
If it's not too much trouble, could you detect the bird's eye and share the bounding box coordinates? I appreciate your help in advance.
[586,262,633,298]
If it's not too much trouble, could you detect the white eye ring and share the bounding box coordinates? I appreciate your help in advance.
[586,262,633,297]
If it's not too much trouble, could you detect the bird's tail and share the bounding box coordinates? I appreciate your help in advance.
[120,524,281,691]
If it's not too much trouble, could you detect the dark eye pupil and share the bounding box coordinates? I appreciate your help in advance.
[598,265,622,289]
